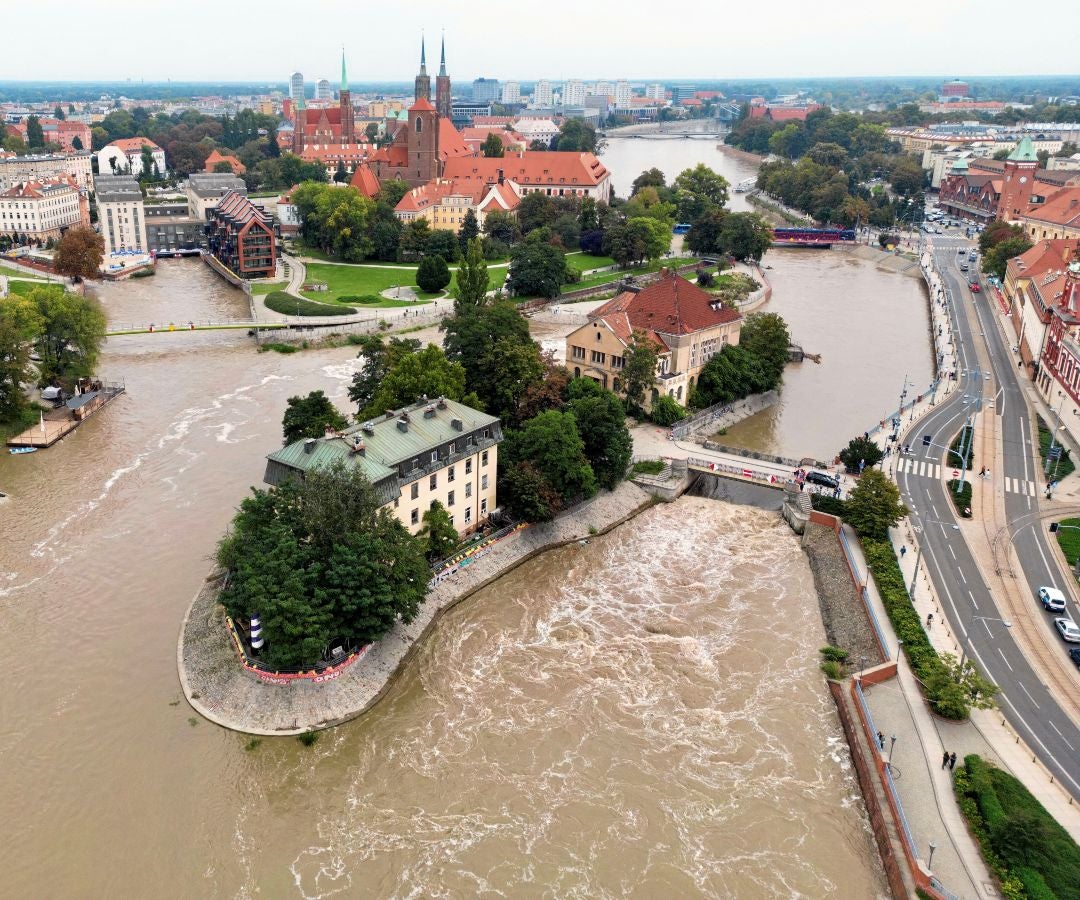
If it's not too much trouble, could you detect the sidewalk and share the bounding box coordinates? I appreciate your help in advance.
[842,524,996,899]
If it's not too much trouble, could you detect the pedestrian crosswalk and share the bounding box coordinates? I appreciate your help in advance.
[896,459,941,478]
[895,459,1039,496]
[1005,477,1038,497]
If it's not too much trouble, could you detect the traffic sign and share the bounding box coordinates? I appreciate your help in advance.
[952,470,960,479]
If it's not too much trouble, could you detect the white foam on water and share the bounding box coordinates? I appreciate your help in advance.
[272,498,886,898]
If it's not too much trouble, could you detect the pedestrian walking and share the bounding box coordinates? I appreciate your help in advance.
[949,752,957,770]
[878,731,886,751]
[900,545,907,558]
[942,751,950,769]
[926,613,934,629]
[979,466,986,477]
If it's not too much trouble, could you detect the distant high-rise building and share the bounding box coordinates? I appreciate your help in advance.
[290,72,304,102]
[501,81,521,105]
[670,85,697,105]
[614,80,632,108]
[593,81,614,99]
[941,79,971,99]
[645,83,665,100]
[472,77,500,103]
[563,79,585,106]
[316,79,332,101]
[532,79,553,108]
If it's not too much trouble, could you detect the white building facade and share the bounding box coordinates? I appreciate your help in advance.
[501,81,521,104]
[0,179,84,241]
[94,175,147,256]
[563,80,585,106]
[532,80,553,108]
[97,139,167,177]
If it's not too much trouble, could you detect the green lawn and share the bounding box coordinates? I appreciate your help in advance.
[1055,517,1080,567]
[301,262,432,302]
[565,253,616,273]
[250,281,287,295]
[567,257,698,292]
[0,264,50,281]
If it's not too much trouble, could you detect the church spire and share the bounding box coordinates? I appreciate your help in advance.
[340,48,348,92]
[420,33,427,74]
[439,32,446,77]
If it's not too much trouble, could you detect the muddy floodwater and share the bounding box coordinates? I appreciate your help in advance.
[0,260,886,895]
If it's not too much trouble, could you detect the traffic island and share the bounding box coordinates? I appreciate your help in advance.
[946,479,973,518]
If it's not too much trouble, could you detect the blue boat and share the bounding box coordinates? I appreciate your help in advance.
[9,447,37,455]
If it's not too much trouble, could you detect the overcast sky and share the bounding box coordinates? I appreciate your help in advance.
[11,0,1080,82]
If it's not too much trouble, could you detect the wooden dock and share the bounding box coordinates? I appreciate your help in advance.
[6,382,125,449]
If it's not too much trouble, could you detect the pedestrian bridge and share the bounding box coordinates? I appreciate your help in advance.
[686,455,790,491]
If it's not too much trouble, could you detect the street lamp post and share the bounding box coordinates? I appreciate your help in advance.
[888,734,897,770]
[928,841,938,868]
[1046,391,1067,476]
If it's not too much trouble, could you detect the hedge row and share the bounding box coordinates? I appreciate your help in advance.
[862,539,966,719]
[809,494,847,518]
[264,291,356,317]
[955,754,1080,900]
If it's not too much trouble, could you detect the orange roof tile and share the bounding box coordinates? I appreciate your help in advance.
[442,151,610,188]
[203,149,246,174]
[108,136,162,153]
[589,272,741,337]
[349,163,381,199]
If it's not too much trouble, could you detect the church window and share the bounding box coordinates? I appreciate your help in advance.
[415,117,422,133]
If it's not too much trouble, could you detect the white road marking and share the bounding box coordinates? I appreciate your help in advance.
[997,648,1014,672]
[949,545,957,560]
[1019,682,1041,709]
[968,589,979,611]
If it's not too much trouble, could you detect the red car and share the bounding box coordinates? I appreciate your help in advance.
[969,282,980,292]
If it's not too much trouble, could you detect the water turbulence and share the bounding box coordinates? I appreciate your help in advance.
[275,498,886,898]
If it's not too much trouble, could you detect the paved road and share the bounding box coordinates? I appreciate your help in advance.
[898,236,1080,800]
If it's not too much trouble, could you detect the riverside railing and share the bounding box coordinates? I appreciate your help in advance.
[853,682,919,860]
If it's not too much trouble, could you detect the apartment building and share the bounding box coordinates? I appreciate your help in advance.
[563,80,585,106]
[0,177,86,241]
[0,150,93,191]
[501,81,521,105]
[94,174,147,255]
[263,396,503,537]
[97,137,166,177]
[204,190,278,278]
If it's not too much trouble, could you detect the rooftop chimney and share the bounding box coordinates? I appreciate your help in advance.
[424,405,436,418]
[351,437,366,455]
[451,418,463,431]
[303,438,317,453]
[397,418,409,433]
[362,422,375,436]
[437,397,448,409]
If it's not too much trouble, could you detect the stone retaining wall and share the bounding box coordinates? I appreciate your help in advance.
[178,481,654,735]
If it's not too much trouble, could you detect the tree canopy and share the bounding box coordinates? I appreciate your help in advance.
[359,343,466,420]
[281,390,347,444]
[28,286,107,382]
[673,164,730,222]
[453,237,489,309]
[501,410,597,515]
[0,293,44,423]
[217,462,429,669]
[567,380,632,490]
[54,226,105,281]
[844,468,908,540]
[506,236,567,298]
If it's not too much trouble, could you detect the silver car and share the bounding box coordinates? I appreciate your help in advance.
[1054,617,1080,642]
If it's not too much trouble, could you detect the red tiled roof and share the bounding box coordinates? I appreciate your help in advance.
[1007,239,1078,282]
[203,149,246,174]
[589,272,741,337]
[369,143,409,167]
[438,118,472,159]
[442,151,610,188]
[1023,187,1080,229]
[108,136,162,153]
[408,97,435,112]
[349,163,381,199]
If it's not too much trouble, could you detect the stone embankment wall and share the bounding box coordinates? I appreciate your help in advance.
[802,523,886,666]
[179,481,654,735]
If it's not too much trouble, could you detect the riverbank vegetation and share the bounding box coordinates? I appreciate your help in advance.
[216,463,430,670]
[726,105,927,228]
[0,284,106,426]
[687,312,790,409]
[954,754,1080,900]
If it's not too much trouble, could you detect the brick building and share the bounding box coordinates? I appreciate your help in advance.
[205,191,278,278]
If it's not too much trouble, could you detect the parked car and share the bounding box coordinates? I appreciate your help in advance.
[969,251,978,261]
[806,471,840,490]
[1038,586,1067,612]
[970,283,980,293]
[1054,617,1080,642]
[1069,647,1080,668]
[960,264,969,272]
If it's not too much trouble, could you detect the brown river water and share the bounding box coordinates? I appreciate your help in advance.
[0,239,902,893]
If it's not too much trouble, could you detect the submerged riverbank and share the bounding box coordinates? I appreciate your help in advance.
[179,482,655,735]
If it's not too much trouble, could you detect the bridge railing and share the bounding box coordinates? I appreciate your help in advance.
[686,456,786,488]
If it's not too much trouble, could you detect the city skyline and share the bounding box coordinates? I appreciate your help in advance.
[9,0,1080,82]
